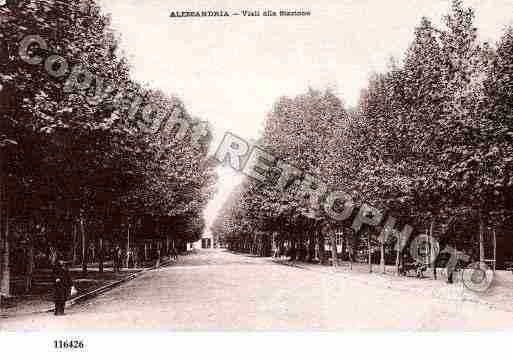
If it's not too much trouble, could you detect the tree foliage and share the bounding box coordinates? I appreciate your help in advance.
[213,1,513,265]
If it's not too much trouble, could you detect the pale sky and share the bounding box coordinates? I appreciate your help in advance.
[99,0,512,235]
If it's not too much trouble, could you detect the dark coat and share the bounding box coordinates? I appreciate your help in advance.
[53,265,72,302]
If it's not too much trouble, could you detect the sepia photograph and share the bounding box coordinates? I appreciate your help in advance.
[1,0,513,355]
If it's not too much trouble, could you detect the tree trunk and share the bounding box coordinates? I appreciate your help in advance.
[430,221,436,280]
[395,249,401,275]
[380,236,385,274]
[25,235,35,293]
[395,233,402,276]
[368,235,372,273]
[72,222,78,265]
[318,231,325,265]
[90,244,95,263]
[349,243,353,270]
[98,237,104,273]
[126,221,130,268]
[0,213,10,300]
[493,228,496,272]
[80,215,87,273]
[155,241,161,268]
[479,219,484,264]
[308,231,316,262]
[0,188,10,301]
[331,230,338,267]
[0,156,10,302]
[1,215,10,298]
[341,231,346,262]
[348,230,353,270]
[296,235,302,261]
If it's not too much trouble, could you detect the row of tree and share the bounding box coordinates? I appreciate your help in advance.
[212,1,513,273]
[0,0,216,297]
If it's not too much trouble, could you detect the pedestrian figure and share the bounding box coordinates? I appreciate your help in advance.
[98,242,104,273]
[127,248,133,268]
[171,247,178,261]
[133,247,140,268]
[49,247,58,266]
[155,248,161,268]
[114,246,122,271]
[112,246,119,272]
[53,260,72,316]
[447,268,454,283]
[447,262,457,284]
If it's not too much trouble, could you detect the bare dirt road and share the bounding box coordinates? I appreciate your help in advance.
[2,249,512,330]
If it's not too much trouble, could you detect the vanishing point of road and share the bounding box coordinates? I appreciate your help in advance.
[2,249,513,330]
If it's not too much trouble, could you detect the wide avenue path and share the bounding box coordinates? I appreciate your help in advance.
[2,249,513,330]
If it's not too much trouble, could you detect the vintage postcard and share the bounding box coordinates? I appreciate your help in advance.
[1,0,513,354]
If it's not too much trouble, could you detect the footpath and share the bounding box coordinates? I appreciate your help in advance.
[0,256,175,318]
[273,258,513,313]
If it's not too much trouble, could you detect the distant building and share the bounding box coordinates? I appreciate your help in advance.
[187,239,202,251]
[201,237,217,248]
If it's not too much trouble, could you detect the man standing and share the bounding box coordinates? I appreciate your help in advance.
[53,260,72,316]
[113,246,121,272]
[133,247,140,268]
[117,246,123,270]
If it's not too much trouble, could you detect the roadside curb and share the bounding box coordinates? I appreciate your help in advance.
[272,260,312,270]
[2,258,175,318]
